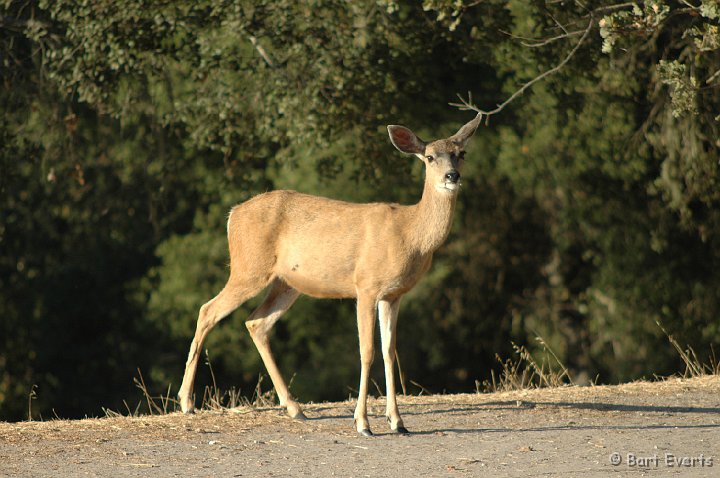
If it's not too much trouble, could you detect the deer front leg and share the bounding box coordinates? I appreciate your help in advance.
[354,295,377,436]
[378,298,408,433]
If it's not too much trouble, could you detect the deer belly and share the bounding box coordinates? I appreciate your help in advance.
[278,259,356,299]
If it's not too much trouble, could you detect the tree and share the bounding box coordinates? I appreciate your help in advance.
[426,0,720,379]
[2,0,718,421]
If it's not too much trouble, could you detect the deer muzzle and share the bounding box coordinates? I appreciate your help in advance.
[444,170,460,184]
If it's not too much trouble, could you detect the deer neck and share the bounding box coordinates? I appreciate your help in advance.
[407,179,458,254]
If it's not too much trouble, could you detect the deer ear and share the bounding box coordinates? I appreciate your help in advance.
[451,113,482,147]
[387,125,426,155]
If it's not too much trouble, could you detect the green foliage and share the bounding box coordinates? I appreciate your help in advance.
[431,0,720,382]
[599,1,719,121]
[656,60,698,118]
[2,0,720,420]
[700,0,720,20]
[599,1,669,54]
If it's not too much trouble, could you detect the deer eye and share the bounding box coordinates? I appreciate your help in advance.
[426,155,434,163]
[459,151,466,160]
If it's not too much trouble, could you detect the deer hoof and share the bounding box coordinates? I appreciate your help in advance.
[291,411,308,421]
[179,400,195,415]
[359,428,374,437]
[393,426,410,435]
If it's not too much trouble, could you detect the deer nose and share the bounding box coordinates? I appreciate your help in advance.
[445,170,460,183]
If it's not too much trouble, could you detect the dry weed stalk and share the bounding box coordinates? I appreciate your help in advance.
[656,320,720,378]
[478,336,573,393]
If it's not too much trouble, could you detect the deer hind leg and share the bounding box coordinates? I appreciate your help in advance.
[378,298,408,433]
[178,277,266,414]
[245,279,303,419]
[354,294,377,436]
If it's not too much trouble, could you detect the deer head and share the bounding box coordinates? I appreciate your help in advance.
[387,113,482,194]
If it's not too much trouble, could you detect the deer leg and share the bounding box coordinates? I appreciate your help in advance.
[354,294,377,436]
[178,279,264,413]
[245,279,303,419]
[378,298,408,433]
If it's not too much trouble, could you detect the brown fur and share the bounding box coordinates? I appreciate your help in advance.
[178,114,481,434]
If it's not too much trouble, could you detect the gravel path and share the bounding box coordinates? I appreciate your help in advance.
[2,376,719,477]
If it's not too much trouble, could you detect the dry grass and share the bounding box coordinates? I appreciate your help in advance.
[656,320,720,378]
[476,323,720,395]
[477,336,573,394]
[102,324,720,420]
[102,350,277,419]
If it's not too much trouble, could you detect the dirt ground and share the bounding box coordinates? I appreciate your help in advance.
[1,376,720,477]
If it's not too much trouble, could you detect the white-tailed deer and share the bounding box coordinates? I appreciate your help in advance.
[178,113,481,435]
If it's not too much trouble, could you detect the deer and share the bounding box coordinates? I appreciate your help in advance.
[177,112,482,436]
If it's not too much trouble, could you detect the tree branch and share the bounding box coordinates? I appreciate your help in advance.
[0,16,51,31]
[248,35,274,68]
[451,16,594,124]
[499,28,586,48]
